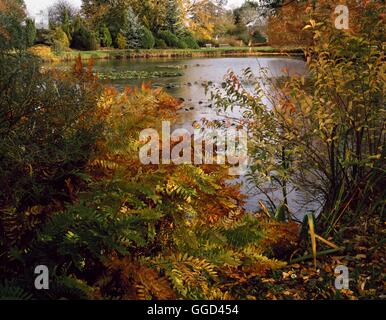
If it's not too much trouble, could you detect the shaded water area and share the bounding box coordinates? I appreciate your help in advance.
[88,56,318,218]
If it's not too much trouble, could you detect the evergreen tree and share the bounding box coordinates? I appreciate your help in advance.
[141,27,155,49]
[116,32,126,49]
[72,14,83,33]
[71,24,97,51]
[24,18,36,47]
[100,25,112,47]
[121,6,143,49]
[165,0,181,34]
[61,8,72,41]
[52,27,69,52]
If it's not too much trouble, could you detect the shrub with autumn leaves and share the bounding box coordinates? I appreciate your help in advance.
[209,1,385,300]
[0,54,297,300]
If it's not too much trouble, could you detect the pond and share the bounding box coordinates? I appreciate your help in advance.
[93,57,307,124]
[90,56,317,218]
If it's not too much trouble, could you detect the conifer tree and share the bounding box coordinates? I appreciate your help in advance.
[165,0,181,34]
[25,18,36,47]
[61,8,72,40]
[121,6,143,49]
[100,24,112,47]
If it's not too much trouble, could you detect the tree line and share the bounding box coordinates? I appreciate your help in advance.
[18,0,272,51]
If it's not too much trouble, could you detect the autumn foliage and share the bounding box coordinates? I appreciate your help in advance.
[0,52,298,299]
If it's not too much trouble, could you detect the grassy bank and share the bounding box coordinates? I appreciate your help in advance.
[31,45,304,62]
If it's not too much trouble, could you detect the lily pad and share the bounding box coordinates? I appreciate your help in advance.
[96,70,184,80]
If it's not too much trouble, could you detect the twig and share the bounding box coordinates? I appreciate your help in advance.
[259,201,272,219]
[314,233,339,249]
[289,247,345,264]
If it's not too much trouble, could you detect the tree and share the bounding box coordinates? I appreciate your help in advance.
[48,0,78,27]
[237,0,303,14]
[116,32,126,49]
[266,1,312,46]
[165,0,182,33]
[121,6,143,49]
[52,27,70,52]
[71,24,98,51]
[100,24,112,47]
[158,30,179,47]
[81,0,111,28]
[233,1,268,41]
[72,14,83,32]
[24,18,36,47]
[141,27,155,49]
[80,0,188,41]
[0,0,27,50]
[128,0,168,33]
[186,0,228,42]
[180,32,199,49]
[97,0,129,43]
[61,8,72,40]
[81,0,130,42]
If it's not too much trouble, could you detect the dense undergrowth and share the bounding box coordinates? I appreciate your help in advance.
[208,1,385,299]
[0,54,299,300]
[0,0,384,301]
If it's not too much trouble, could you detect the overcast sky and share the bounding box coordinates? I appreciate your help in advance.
[25,0,246,18]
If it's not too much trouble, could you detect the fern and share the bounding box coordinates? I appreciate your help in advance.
[152,254,219,300]
[44,276,95,300]
[0,283,32,300]
[0,69,295,300]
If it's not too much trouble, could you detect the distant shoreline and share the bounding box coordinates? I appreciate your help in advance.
[33,46,305,62]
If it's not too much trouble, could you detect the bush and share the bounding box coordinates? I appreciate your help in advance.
[28,44,52,56]
[155,38,167,49]
[116,32,126,49]
[35,29,53,46]
[158,30,179,48]
[252,30,267,43]
[28,45,58,62]
[71,25,98,51]
[238,32,250,45]
[52,27,69,52]
[100,25,112,48]
[180,34,199,49]
[227,25,250,45]
[140,27,155,49]
[216,36,242,47]
[0,6,25,50]
[12,85,285,300]
[177,39,188,49]
[0,43,291,301]
[0,53,102,217]
[195,38,206,47]
[212,4,385,231]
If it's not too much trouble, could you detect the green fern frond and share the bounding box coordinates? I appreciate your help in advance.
[0,283,32,300]
[45,276,95,300]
